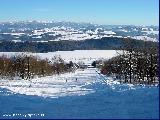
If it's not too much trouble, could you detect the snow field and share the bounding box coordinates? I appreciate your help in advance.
[0,68,100,98]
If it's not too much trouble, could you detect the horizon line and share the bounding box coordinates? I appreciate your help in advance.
[0,19,158,27]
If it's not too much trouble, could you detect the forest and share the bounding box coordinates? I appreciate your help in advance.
[0,54,75,79]
[0,37,158,52]
[100,39,159,85]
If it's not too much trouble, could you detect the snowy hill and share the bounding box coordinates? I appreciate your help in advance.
[0,21,159,42]
[0,50,159,119]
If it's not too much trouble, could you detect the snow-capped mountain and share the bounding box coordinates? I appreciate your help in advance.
[0,21,159,42]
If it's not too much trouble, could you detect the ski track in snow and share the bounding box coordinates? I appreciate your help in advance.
[0,68,143,98]
[0,68,97,98]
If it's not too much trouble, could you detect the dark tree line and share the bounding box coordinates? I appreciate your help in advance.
[0,37,157,52]
[0,54,75,79]
[101,39,159,85]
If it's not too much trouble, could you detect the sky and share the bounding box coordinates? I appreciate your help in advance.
[0,0,159,25]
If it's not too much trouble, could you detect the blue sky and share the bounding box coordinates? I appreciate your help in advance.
[0,0,159,25]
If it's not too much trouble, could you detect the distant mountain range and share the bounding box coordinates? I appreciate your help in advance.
[0,21,159,43]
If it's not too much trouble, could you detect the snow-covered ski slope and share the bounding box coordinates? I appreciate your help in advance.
[0,67,159,119]
[0,67,156,99]
[0,68,99,98]
[0,50,159,119]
